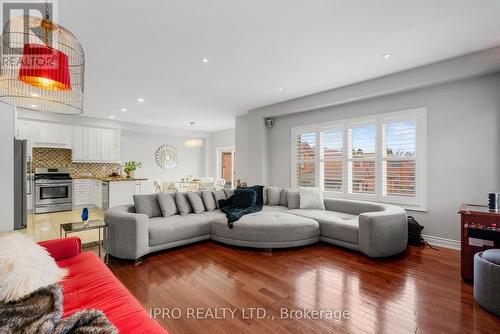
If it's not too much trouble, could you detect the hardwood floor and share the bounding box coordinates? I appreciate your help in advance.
[107,242,500,334]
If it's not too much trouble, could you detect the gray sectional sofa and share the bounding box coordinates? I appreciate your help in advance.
[104,188,408,260]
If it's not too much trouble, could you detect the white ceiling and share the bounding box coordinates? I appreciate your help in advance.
[58,0,500,132]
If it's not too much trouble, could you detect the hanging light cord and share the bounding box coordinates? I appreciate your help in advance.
[44,0,49,45]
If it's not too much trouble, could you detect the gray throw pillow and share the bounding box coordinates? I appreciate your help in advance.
[224,189,234,198]
[157,193,178,217]
[187,192,205,214]
[175,192,193,215]
[262,187,268,205]
[212,190,227,209]
[267,187,282,206]
[201,191,216,211]
[133,194,161,218]
[287,191,300,209]
[280,188,290,206]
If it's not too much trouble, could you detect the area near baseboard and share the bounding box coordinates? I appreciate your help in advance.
[422,234,460,250]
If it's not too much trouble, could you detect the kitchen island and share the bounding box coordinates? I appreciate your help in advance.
[73,177,147,209]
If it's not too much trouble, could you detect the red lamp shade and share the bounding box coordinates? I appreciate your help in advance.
[18,43,71,91]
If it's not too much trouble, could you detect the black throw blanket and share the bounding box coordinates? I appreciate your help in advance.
[219,185,264,228]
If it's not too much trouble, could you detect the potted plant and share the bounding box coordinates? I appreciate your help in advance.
[123,161,142,178]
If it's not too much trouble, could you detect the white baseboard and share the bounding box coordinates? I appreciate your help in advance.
[422,234,460,250]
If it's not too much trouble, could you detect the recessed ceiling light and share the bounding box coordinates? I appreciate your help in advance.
[383,53,392,59]
[30,104,37,108]
[109,115,115,119]
[278,87,283,92]
[189,121,195,125]
[30,93,38,97]
[137,98,145,102]
[121,108,127,112]
[201,58,208,63]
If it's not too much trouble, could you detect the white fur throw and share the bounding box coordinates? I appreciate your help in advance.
[299,187,325,210]
[0,234,67,303]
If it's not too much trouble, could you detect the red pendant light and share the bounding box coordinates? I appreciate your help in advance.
[18,43,71,91]
[0,2,84,114]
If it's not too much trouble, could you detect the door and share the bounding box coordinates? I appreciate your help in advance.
[217,146,235,188]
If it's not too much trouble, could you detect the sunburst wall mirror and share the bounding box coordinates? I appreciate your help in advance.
[155,144,177,170]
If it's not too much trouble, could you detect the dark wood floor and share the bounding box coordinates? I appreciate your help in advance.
[106,242,500,334]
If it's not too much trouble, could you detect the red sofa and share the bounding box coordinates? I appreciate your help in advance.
[39,237,168,334]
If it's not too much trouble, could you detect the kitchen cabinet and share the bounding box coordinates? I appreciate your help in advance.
[18,120,71,151]
[73,179,95,207]
[17,120,121,163]
[72,127,121,163]
[108,181,143,208]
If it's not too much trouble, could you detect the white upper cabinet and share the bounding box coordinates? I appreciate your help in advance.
[17,120,121,163]
[18,120,72,152]
[72,127,121,163]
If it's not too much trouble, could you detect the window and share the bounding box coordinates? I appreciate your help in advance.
[292,108,427,209]
[295,132,316,187]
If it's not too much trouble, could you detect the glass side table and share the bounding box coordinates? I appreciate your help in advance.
[60,220,107,261]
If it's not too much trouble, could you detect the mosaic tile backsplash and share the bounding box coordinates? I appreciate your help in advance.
[32,148,121,177]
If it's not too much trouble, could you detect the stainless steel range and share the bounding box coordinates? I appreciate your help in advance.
[34,168,73,214]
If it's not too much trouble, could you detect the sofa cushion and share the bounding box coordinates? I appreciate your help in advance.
[211,212,319,243]
[148,214,212,246]
[175,192,193,215]
[287,191,300,209]
[262,187,268,205]
[201,191,217,211]
[280,188,290,206]
[212,190,227,209]
[299,187,325,210]
[288,209,359,244]
[133,194,161,218]
[262,205,289,212]
[157,193,178,217]
[483,249,500,265]
[267,187,282,206]
[57,252,167,333]
[187,192,205,214]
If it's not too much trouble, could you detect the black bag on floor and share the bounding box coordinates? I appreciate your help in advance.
[408,216,425,246]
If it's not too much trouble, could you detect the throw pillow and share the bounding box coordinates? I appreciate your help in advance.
[157,193,178,217]
[201,191,216,211]
[299,187,325,210]
[175,192,193,215]
[0,234,67,303]
[267,187,282,206]
[287,190,300,209]
[224,189,234,198]
[187,192,206,214]
[280,188,290,206]
[133,194,162,218]
[212,190,227,209]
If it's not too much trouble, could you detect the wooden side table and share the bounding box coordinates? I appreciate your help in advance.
[458,204,500,283]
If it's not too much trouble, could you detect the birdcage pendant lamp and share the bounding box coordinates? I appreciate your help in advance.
[0,6,84,114]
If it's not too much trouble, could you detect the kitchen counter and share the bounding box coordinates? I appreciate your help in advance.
[74,176,147,182]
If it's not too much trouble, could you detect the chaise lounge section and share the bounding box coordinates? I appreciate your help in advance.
[105,188,407,260]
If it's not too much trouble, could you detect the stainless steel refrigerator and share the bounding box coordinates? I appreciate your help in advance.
[14,138,29,229]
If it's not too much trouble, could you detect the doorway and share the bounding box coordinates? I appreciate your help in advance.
[216,146,235,189]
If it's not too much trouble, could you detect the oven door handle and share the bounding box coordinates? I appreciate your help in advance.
[36,183,73,187]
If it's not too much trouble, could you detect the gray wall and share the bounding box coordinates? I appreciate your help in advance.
[0,103,14,232]
[207,128,235,178]
[265,73,500,242]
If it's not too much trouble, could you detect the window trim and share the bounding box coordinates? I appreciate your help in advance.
[291,107,427,211]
